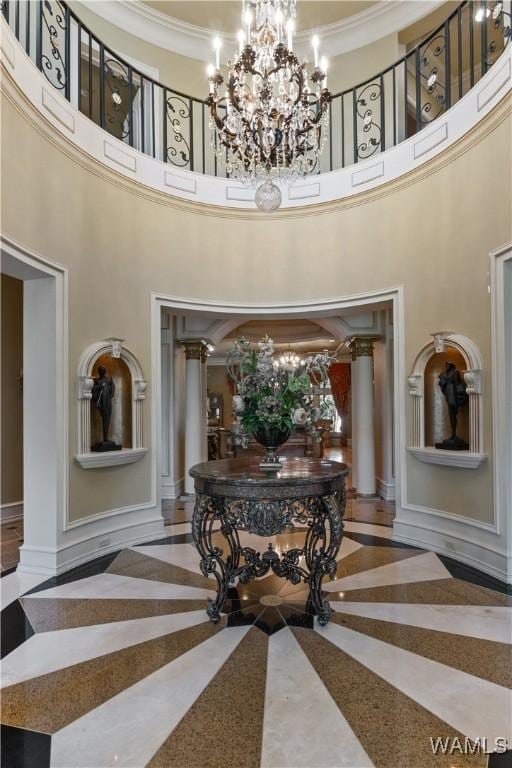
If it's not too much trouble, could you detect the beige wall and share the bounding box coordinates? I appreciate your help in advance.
[1,274,23,505]
[72,2,401,98]
[1,69,511,525]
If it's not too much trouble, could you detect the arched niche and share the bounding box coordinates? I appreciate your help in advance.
[407,333,486,469]
[76,341,147,468]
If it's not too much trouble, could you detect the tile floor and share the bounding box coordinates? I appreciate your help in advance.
[1,491,511,768]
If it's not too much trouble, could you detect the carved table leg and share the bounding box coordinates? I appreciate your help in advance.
[192,494,240,623]
[305,493,344,626]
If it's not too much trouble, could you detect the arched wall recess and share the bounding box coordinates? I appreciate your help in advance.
[76,341,147,468]
[407,333,486,469]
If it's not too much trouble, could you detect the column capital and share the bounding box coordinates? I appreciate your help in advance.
[181,339,209,362]
[347,336,381,358]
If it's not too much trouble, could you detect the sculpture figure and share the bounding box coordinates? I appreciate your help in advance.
[91,365,121,451]
[435,361,469,450]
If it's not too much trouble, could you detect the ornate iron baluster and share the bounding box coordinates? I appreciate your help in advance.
[355,81,382,160]
[165,93,192,168]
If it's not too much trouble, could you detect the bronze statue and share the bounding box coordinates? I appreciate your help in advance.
[91,365,121,451]
[435,361,469,450]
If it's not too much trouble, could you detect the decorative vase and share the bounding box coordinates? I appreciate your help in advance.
[252,424,291,469]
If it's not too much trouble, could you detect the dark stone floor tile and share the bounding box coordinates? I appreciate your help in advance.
[438,555,512,595]
[1,600,34,659]
[0,725,51,768]
[24,551,120,596]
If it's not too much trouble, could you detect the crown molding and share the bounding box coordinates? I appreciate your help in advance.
[77,0,444,62]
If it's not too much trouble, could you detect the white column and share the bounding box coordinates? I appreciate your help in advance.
[350,352,358,490]
[182,340,208,495]
[351,337,378,497]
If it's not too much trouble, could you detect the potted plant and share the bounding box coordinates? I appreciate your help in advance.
[226,336,332,468]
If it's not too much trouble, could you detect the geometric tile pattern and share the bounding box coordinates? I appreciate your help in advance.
[1,517,511,768]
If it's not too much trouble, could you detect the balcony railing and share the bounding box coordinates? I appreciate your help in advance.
[2,0,510,177]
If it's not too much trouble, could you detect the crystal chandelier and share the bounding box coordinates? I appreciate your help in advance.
[274,347,301,370]
[206,0,331,210]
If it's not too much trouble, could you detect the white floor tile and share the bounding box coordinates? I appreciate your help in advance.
[23,572,215,601]
[132,543,203,574]
[262,627,374,768]
[330,602,512,644]
[1,610,208,687]
[324,552,451,593]
[0,571,49,610]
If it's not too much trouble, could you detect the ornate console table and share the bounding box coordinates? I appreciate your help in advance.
[190,457,348,626]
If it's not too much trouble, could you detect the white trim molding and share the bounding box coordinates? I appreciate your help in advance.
[76,340,147,468]
[79,0,443,62]
[376,478,396,501]
[161,478,185,501]
[0,501,24,523]
[407,447,486,469]
[408,333,486,468]
[490,241,512,583]
[75,448,148,469]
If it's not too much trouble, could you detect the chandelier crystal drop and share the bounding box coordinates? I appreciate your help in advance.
[206,0,331,210]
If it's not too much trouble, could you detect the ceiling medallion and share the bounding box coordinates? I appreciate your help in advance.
[206,0,331,210]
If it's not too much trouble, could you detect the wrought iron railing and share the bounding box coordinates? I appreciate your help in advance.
[2,0,510,177]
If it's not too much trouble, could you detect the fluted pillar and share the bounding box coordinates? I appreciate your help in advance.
[182,340,209,494]
[349,337,379,497]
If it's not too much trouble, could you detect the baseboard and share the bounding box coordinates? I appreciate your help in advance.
[0,501,23,523]
[17,506,166,576]
[161,477,185,500]
[393,513,511,584]
[376,478,396,501]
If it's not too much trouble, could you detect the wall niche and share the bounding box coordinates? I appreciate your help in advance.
[408,333,486,469]
[90,354,133,449]
[76,340,147,469]
[424,348,470,449]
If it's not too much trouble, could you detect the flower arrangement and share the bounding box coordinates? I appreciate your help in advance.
[226,336,333,453]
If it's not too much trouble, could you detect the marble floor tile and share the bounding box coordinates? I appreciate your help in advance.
[20,596,207,632]
[1,571,49,610]
[131,543,204,574]
[315,621,512,742]
[293,627,487,768]
[331,611,512,688]
[3,492,510,768]
[324,552,451,593]
[162,521,192,535]
[1,610,208,687]
[107,548,214,590]
[332,545,420,581]
[338,577,512,606]
[49,626,250,768]
[261,627,374,768]
[2,619,227,734]
[24,572,215,602]
[343,521,394,539]
[330,601,512,644]
[148,627,267,768]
